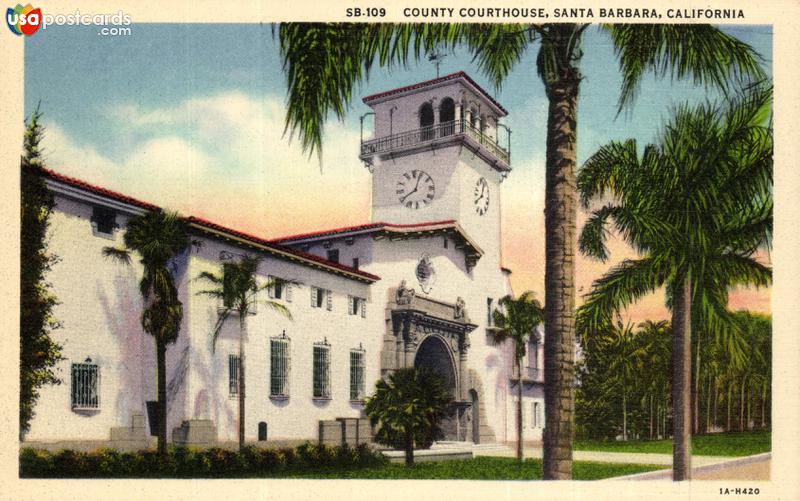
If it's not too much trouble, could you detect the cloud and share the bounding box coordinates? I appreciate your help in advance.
[45,91,371,238]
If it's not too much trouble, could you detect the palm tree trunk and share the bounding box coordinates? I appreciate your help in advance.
[739,375,746,432]
[705,373,712,433]
[727,386,732,431]
[622,391,627,441]
[671,273,692,480]
[649,395,654,440]
[713,379,719,430]
[517,357,524,462]
[761,385,767,429]
[405,430,414,466]
[239,322,246,451]
[692,335,699,434]
[156,338,167,456]
[542,40,581,481]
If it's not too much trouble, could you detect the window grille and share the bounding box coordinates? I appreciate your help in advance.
[532,402,537,427]
[228,354,240,397]
[270,333,291,397]
[313,340,331,399]
[71,358,100,410]
[350,346,366,401]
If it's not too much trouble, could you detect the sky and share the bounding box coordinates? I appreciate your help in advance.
[24,23,772,322]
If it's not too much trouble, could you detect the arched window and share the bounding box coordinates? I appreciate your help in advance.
[439,98,455,136]
[419,102,434,141]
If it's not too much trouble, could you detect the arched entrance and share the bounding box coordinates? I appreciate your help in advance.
[414,336,456,396]
[414,336,460,441]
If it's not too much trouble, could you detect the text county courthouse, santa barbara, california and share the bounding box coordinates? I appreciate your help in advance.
[25,73,546,450]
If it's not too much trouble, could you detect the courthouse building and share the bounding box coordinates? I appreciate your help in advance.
[25,72,546,449]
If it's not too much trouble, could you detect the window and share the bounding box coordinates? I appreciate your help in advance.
[352,258,359,270]
[228,354,240,397]
[348,295,366,317]
[311,287,332,310]
[270,334,291,398]
[327,249,339,263]
[313,342,331,399]
[487,297,494,326]
[350,347,366,401]
[534,402,542,428]
[71,358,99,410]
[443,237,448,249]
[91,206,117,236]
[420,102,435,140]
[528,339,539,370]
[439,97,455,136]
[268,276,292,302]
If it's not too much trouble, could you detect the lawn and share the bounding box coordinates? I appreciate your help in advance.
[574,430,771,457]
[272,456,663,480]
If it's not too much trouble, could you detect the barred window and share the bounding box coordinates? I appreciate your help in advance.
[270,334,291,398]
[229,354,240,397]
[487,297,494,326]
[71,359,100,410]
[313,341,331,399]
[350,348,366,401]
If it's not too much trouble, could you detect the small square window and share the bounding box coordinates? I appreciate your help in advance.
[327,249,339,263]
[352,258,359,270]
[91,206,117,235]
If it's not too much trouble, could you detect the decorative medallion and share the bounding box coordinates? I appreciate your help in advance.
[415,254,436,294]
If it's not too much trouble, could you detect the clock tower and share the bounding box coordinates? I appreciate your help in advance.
[359,72,512,267]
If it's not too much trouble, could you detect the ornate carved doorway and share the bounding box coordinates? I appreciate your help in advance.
[383,284,478,441]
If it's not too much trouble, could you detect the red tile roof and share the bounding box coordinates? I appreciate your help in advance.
[40,167,159,211]
[271,219,457,243]
[362,71,508,115]
[186,216,380,282]
[38,167,378,282]
[271,219,484,261]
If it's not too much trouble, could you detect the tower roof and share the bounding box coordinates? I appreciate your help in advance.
[362,71,507,116]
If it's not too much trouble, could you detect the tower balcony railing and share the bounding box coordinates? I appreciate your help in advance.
[360,119,511,168]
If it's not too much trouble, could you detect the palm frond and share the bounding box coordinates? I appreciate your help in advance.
[102,246,132,265]
[604,24,765,112]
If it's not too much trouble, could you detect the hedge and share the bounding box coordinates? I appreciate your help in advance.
[20,442,386,478]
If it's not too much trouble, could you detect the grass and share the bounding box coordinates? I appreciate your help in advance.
[269,456,663,480]
[574,430,771,457]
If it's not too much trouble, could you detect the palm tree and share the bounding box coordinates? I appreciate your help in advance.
[277,22,763,479]
[637,320,671,439]
[600,321,647,441]
[103,210,192,456]
[489,291,544,461]
[196,255,291,451]
[365,367,452,466]
[576,85,773,479]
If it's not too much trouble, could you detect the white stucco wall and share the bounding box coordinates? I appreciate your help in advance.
[184,238,377,442]
[27,194,155,441]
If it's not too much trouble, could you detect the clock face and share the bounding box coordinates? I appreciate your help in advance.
[474,177,490,215]
[396,170,435,210]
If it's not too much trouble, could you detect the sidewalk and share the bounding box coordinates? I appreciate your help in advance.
[474,445,732,467]
[609,452,771,480]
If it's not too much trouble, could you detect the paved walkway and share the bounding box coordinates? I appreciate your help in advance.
[609,453,771,480]
[474,445,731,467]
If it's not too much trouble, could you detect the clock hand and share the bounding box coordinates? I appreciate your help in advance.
[400,187,418,203]
[400,175,424,203]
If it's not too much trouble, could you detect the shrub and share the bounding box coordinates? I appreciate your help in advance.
[19,442,386,478]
